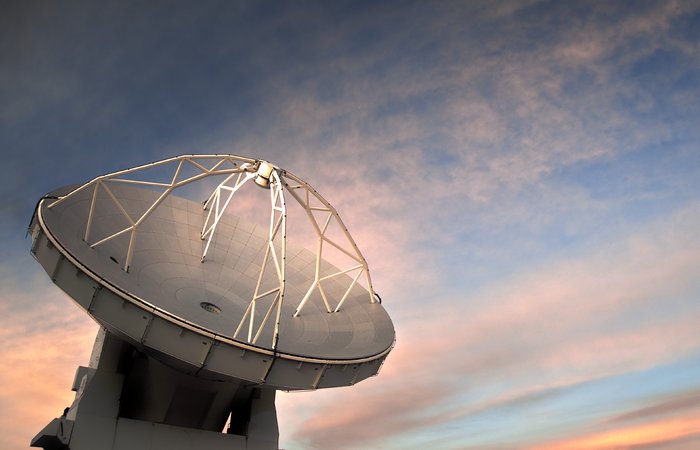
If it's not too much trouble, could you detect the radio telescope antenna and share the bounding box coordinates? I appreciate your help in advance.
[28,155,395,450]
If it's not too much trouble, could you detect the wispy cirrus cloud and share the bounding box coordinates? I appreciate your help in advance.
[531,415,700,450]
[609,389,700,425]
[3,2,700,450]
[278,200,700,448]
[0,265,96,450]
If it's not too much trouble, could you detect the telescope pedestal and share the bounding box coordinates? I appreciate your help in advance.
[31,329,279,450]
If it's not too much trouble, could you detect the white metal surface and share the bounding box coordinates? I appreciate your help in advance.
[30,155,397,450]
[46,155,378,350]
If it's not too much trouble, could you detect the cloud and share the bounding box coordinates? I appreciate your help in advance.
[531,415,700,450]
[609,389,700,425]
[206,0,700,276]
[0,266,97,450]
[2,2,700,450]
[9,182,699,450]
[279,200,700,448]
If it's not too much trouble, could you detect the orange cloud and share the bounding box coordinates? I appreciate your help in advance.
[0,277,97,450]
[532,415,700,450]
[277,202,700,448]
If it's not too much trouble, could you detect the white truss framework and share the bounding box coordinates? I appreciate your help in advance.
[281,172,376,317]
[46,154,376,349]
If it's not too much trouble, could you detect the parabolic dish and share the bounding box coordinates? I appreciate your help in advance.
[30,155,395,391]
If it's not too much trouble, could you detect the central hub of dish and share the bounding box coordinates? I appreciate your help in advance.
[254,160,276,188]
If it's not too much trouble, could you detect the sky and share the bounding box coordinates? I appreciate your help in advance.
[1,0,700,449]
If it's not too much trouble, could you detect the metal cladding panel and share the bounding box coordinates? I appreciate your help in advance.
[315,363,360,388]
[113,418,150,450]
[264,359,326,390]
[53,258,98,310]
[72,366,92,392]
[151,421,247,450]
[90,289,151,341]
[32,229,98,310]
[142,347,202,377]
[352,358,384,385]
[142,316,213,367]
[200,342,272,384]
[113,418,247,450]
[32,231,63,280]
[69,416,118,450]
[31,417,71,449]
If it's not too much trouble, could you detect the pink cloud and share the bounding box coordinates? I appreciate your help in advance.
[609,389,700,425]
[0,276,97,450]
[278,202,700,447]
[531,415,700,450]
[6,202,700,450]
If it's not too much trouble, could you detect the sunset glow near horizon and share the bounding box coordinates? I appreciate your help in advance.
[2,1,700,449]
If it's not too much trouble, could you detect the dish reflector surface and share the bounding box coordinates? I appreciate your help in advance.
[38,164,394,363]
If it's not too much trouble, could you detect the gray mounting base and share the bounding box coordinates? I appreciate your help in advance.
[31,328,279,450]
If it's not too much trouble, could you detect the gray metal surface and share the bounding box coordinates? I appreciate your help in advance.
[33,183,394,389]
[32,329,278,450]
